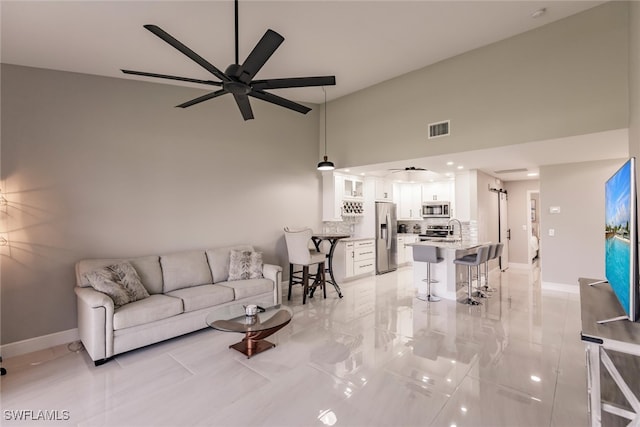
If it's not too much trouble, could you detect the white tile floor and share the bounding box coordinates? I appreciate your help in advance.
[0,264,588,426]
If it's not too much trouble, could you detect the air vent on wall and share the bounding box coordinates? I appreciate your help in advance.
[428,120,450,139]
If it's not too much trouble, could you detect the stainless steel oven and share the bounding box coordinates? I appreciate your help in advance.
[419,225,453,241]
[421,201,450,218]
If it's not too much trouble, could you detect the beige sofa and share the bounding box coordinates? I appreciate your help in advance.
[75,245,282,365]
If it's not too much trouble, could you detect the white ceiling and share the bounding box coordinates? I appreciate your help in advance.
[1,1,622,181]
[1,0,606,104]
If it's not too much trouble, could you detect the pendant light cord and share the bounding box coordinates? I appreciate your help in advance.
[323,86,327,156]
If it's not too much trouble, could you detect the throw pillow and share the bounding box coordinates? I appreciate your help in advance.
[84,262,150,308]
[228,250,264,281]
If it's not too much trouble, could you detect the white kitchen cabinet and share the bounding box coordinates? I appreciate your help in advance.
[421,180,454,203]
[397,236,406,264]
[323,173,365,221]
[343,177,364,199]
[396,183,422,220]
[322,172,344,221]
[397,234,419,265]
[374,177,394,201]
[333,239,375,282]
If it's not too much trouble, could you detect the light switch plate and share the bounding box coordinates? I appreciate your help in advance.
[549,206,561,214]
[548,229,555,236]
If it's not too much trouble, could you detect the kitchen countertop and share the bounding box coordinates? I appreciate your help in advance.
[340,236,375,242]
[407,240,491,251]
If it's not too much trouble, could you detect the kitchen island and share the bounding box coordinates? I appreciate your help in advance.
[407,240,491,301]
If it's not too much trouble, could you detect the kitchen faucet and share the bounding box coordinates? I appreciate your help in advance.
[447,218,463,241]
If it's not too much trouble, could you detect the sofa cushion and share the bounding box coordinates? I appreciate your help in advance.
[219,278,274,300]
[76,256,162,294]
[84,262,150,308]
[129,256,163,294]
[113,294,183,330]
[206,245,253,283]
[161,251,213,292]
[228,250,264,281]
[166,284,235,313]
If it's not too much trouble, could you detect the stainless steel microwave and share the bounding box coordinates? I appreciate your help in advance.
[422,201,450,218]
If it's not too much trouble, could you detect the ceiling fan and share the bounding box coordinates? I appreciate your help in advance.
[389,167,428,173]
[121,0,336,121]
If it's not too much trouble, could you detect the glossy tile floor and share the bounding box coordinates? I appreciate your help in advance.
[1,264,588,426]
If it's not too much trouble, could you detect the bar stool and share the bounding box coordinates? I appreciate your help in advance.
[472,245,491,298]
[480,243,500,292]
[413,245,443,302]
[284,227,327,304]
[453,245,490,305]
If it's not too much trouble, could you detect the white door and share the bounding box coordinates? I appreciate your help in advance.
[499,191,510,270]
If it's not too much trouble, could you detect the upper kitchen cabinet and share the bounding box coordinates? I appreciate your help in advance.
[323,172,365,221]
[395,183,422,220]
[343,177,364,199]
[374,177,394,202]
[421,180,454,203]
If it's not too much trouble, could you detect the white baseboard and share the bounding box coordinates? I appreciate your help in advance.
[1,328,79,359]
[541,281,580,294]
[509,262,531,270]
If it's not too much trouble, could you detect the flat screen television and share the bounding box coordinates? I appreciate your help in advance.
[598,157,639,323]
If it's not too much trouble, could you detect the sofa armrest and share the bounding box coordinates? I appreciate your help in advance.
[262,263,283,304]
[75,287,115,361]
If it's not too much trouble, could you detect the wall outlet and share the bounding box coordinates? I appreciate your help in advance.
[549,206,561,214]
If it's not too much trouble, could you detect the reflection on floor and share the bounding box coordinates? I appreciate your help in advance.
[0,264,587,426]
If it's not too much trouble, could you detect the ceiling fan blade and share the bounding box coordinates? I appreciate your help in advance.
[176,89,228,108]
[249,90,311,115]
[252,76,336,90]
[121,69,222,86]
[233,94,254,121]
[239,29,284,84]
[144,24,230,82]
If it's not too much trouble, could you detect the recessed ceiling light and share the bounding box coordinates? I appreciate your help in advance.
[530,375,541,382]
[531,8,546,18]
[457,165,464,170]
[446,161,454,166]
[360,173,365,176]
[527,172,539,177]
[344,169,350,172]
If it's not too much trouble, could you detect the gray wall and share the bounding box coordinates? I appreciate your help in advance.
[505,180,541,265]
[324,2,629,168]
[0,65,321,344]
[539,159,624,287]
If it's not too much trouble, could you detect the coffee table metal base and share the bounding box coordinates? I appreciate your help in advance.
[228,320,291,358]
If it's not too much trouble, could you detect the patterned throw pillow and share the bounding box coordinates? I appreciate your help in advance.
[84,262,150,308]
[228,250,264,281]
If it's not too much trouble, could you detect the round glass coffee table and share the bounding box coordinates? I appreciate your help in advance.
[205,303,293,358]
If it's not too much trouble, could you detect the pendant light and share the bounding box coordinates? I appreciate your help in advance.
[317,87,335,171]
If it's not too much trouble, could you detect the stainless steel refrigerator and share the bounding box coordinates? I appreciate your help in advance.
[375,202,398,274]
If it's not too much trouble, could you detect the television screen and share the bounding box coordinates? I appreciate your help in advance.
[604,157,638,321]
